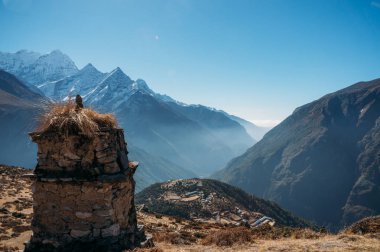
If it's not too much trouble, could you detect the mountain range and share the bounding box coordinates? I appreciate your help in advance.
[213,78,380,230]
[0,50,268,189]
[1,49,379,230]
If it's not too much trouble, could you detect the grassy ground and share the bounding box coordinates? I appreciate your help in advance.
[136,211,380,252]
[1,165,379,252]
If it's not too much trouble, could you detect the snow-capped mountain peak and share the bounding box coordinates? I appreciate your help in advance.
[101,67,132,89]
[35,50,77,72]
[0,50,79,85]
[37,62,104,101]
[79,63,101,75]
[83,67,135,110]
[109,67,128,77]
[133,79,154,94]
[0,50,40,76]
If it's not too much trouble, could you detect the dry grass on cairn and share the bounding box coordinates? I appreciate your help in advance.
[36,100,118,137]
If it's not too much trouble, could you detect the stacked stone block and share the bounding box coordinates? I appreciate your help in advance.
[31,128,129,177]
[25,128,147,252]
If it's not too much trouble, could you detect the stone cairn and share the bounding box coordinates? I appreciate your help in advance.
[24,97,151,252]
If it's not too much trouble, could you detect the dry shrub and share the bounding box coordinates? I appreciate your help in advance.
[193,231,207,239]
[251,225,322,240]
[0,246,19,252]
[343,215,380,235]
[364,233,380,239]
[337,234,363,242]
[12,225,30,233]
[153,231,196,245]
[289,228,322,239]
[36,100,117,137]
[201,227,253,246]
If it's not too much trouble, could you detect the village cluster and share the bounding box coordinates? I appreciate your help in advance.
[160,179,275,228]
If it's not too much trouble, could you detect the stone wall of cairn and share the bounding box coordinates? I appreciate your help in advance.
[30,128,129,177]
[25,128,149,252]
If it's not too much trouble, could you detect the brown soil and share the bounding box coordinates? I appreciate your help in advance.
[1,165,380,252]
[0,165,33,251]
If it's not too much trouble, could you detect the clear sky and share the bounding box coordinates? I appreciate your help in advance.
[1,0,380,127]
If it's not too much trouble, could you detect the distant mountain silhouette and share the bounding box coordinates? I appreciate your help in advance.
[116,91,251,176]
[129,144,197,192]
[213,78,380,230]
[0,70,44,167]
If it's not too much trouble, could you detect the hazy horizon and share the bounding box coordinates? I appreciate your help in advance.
[1,0,380,127]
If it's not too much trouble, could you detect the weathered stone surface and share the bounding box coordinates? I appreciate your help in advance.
[94,209,114,217]
[70,229,91,238]
[60,178,73,182]
[64,152,80,160]
[75,211,92,219]
[101,224,120,237]
[42,239,60,248]
[104,162,120,174]
[93,219,113,229]
[26,128,147,251]
[68,221,91,230]
[93,228,101,238]
[31,129,129,175]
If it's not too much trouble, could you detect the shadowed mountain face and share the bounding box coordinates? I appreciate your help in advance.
[116,91,252,176]
[213,78,380,230]
[0,70,45,168]
[0,70,196,188]
[130,145,197,192]
[165,102,257,155]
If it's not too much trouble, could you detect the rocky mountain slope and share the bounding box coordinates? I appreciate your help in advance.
[213,78,380,230]
[136,178,311,228]
[226,114,270,140]
[0,70,195,190]
[130,145,197,192]
[0,70,45,168]
[116,91,247,175]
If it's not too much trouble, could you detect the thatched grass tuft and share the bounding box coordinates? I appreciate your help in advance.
[36,100,118,137]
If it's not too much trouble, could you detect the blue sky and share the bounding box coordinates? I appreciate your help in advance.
[1,0,380,126]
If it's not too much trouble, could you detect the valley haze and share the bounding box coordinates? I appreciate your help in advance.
[0,49,267,191]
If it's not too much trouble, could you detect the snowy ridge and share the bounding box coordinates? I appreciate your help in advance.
[0,50,78,85]
[37,63,105,101]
